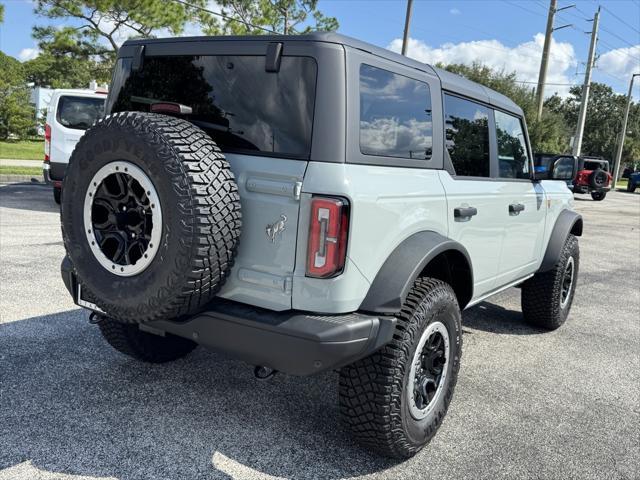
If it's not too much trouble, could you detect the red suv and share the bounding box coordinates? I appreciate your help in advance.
[573,157,612,201]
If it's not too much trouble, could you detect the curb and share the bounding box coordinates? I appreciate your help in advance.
[0,174,44,184]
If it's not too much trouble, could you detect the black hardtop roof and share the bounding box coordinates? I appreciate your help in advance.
[121,32,523,116]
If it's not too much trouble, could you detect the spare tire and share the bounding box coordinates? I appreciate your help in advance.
[61,112,242,323]
[589,169,608,189]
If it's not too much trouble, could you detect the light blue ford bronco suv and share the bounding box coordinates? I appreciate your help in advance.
[60,33,583,458]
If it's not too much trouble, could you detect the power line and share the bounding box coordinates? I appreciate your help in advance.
[516,79,578,86]
[500,0,547,19]
[597,38,640,62]
[600,25,638,49]
[601,5,640,35]
[594,67,628,84]
[170,0,279,35]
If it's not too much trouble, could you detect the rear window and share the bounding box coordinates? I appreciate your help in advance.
[56,96,105,130]
[109,55,317,159]
[583,160,608,171]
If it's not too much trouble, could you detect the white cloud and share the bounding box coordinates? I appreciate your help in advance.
[598,45,640,80]
[388,35,578,97]
[18,47,40,61]
[450,8,461,16]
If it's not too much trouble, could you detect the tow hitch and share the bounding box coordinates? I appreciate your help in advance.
[254,365,278,381]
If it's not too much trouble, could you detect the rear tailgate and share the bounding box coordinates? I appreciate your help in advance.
[217,154,307,310]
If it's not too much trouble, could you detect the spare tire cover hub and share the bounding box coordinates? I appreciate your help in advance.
[84,160,162,277]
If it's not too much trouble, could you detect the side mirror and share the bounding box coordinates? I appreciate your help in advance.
[534,164,551,180]
[534,156,577,181]
[551,156,578,181]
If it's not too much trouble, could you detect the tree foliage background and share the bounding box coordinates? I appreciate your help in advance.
[0,53,36,139]
[442,63,640,166]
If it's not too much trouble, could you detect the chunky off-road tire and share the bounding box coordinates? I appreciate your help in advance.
[53,186,61,205]
[339,278,462,459]
[521,234,579,330]
[589,170,608,189]
[97,316,197,363]
[61,112,241,323]
[591,191,606,201]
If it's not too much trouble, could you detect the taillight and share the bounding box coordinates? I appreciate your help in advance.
[306,197,349,278]
[44,124,51,163]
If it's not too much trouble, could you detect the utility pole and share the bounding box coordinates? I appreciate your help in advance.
[572,6,600,157]
[535,1,574,120]
[536,0,557,120]
[401,0,413,56]
[611,73,640,189]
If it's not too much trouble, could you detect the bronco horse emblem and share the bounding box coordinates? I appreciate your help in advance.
[266,214,287,243]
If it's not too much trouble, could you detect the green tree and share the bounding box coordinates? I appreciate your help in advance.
[34,0,205,53]
[0,53,36,139]
[31,0,207,88]
[24,25,113,88]
[550,82,640,164]
[0,3,5,23]
[23,52,111,89]
[441,62,572,154]
[201,0,338,35]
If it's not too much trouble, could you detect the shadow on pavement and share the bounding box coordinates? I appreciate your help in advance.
[0,182,58,214]
[0,310,399,480]
[462,301,543,335]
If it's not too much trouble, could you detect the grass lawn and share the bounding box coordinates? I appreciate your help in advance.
[0,165,43,176]
[0,140,44,160]
[615,179,628,189]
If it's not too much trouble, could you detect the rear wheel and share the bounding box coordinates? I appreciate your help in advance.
[521,234,579,330]
[627,182,636,193]
[591,191,606,201]
[339,278,462,459]
[53,187,61,205]
[97,316,197,363]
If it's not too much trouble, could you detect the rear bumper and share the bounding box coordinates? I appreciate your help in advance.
[44,162,66,187]
[61,256,396,376]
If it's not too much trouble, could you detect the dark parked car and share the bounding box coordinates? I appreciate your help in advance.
[628,172,640,192]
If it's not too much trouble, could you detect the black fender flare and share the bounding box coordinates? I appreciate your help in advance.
[539,209,583,272]
[359,231,473,313]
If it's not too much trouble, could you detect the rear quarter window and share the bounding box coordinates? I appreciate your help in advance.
[359,64,433,160]
[56,96,105,130]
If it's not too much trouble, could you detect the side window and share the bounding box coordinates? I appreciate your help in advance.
[494,110,530,179]
[359,64,432,160]
[444,94,490,177]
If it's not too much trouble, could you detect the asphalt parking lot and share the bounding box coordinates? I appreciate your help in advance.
[1,182,638,480]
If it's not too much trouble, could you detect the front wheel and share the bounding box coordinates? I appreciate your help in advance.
[628,182,636,193]
[591,191,606,201]
[53,187,61,205]
[521,234,579,330]
[339,278,462,458]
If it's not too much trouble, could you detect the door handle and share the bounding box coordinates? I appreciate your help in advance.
[454,206,478,219]
[509,203,525,215]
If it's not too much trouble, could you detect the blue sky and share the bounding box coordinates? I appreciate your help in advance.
[1,0,639,98]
